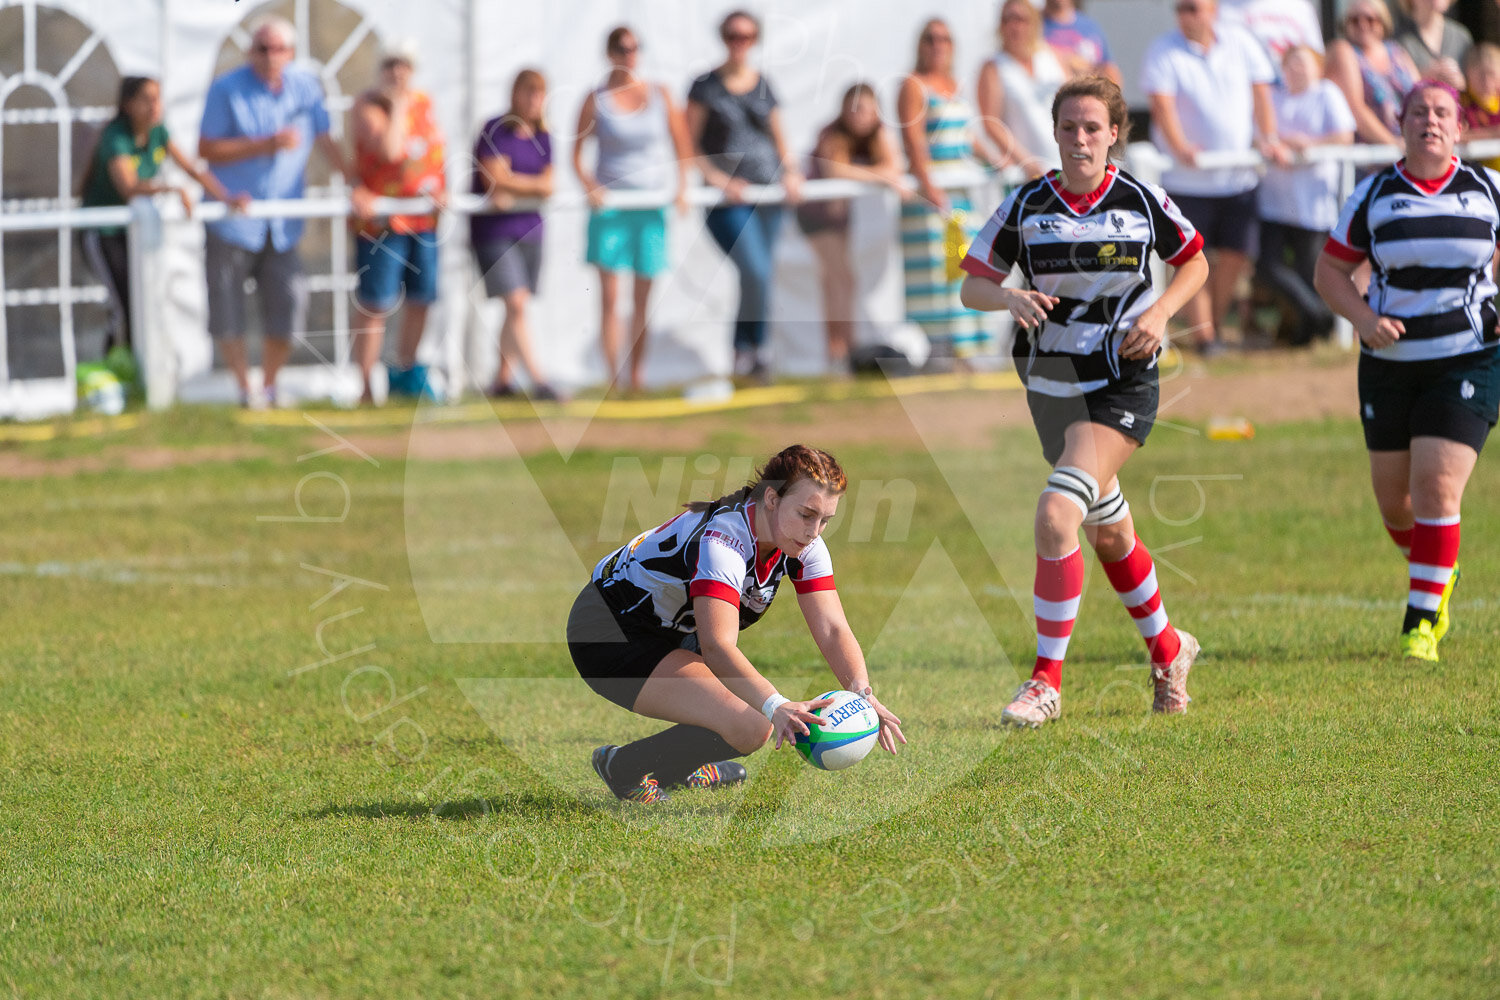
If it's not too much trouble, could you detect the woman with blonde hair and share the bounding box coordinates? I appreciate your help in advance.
[898,18,992,364]
[977,0,1067,178]
[1327,0,1421,146]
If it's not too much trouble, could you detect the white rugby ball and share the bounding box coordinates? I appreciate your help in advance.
[794,690,880,771]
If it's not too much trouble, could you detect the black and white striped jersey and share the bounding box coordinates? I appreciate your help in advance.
[591,496,835,635]
[1325,157,1500,363]
[961,165,1203,397]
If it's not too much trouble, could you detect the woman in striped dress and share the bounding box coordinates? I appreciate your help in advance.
[898,18,992,361]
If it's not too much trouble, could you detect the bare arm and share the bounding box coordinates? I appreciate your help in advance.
[572,93,603,206]
[1252,81,1287,161]
[311,131,351,186]
[796,590,868,691]
[975,61,1010,160]
[476,153,553,201]
[352,96,407,167]
[661,87,695,210]
[380,96,410,164]
[976,57,1044,174]
[960,272,1058,321]
[105,154,168,200]
[166,139,240,205]
[796,588,904,754]
[694,596,776,708]
[686,98,734,190]
[809,130,857,179]
[898,75,948,211]
[1148,92,1200,166]
[199,132,282,163]
[1252,82,1278,140]
[767,107,803,203]
[868,128,905,185]
[1326,40,1401,146]
[812,128,909,199]
[696,596,832,746]
[1120,250,1209,358]
[1315,248,1405,348]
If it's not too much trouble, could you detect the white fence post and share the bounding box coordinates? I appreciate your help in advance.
[127,195,175,410]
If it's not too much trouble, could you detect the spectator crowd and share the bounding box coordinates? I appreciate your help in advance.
[76,2,1500,406]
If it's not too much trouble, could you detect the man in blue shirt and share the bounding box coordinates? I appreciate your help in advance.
[199,14,357,407]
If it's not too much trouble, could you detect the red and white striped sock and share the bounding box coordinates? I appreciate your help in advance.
[1384,521,1414,559]
[1100,535,1182,667]
[1033,547,1085,691]
[1406,516,1460,630]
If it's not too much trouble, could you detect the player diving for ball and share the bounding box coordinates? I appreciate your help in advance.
[567,444,906,802]
[959,76,1210,727]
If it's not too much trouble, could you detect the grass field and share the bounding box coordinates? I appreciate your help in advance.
[2,394,1497,999]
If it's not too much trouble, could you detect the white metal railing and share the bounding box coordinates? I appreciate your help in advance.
[0,166,1020,414]
[5,140,1500,418]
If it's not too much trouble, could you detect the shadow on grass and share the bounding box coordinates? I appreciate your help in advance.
[305,791,596,823]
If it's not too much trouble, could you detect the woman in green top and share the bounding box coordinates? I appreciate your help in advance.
[80,76,247,359]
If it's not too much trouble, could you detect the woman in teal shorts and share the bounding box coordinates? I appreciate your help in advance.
[573,25,694,393]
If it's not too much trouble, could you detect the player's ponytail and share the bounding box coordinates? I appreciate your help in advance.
[686,444,848,513]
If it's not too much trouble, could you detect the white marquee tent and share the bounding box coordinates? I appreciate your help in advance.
[0,0,1184,415]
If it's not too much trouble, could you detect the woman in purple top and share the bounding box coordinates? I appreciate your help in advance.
[472,69,560,400]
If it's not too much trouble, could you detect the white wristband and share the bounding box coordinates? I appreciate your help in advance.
[761,693,789,721]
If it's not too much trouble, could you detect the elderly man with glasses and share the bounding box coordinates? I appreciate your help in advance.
[198,14,359,408]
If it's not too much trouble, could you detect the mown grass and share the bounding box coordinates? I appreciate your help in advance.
[1,401,1497,999]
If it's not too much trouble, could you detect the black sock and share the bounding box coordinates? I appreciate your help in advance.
[1403,605,1436,633]
[607,725,742,789]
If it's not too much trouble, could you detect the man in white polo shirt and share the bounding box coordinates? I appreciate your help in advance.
[1142,0,1284,354]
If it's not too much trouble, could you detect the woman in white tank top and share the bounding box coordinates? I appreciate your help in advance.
[573,26,693,393]
[977,0,1068,178]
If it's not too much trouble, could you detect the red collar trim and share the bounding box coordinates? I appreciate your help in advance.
[1396,157,1458,195]
[754,545,782,585]
[1047,164,1118,216]
[744,499,782,585]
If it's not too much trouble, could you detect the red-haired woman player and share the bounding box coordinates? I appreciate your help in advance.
[568,445,906,802]
[960,77,1209,728]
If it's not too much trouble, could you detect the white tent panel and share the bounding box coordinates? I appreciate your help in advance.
[7,0,1034,405]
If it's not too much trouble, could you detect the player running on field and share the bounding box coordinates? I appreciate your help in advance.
[567,445,906,802]
[959,76,1210,728]
[1314,80,1498,662]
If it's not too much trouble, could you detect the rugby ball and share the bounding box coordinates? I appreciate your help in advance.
[795,690,880,771]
